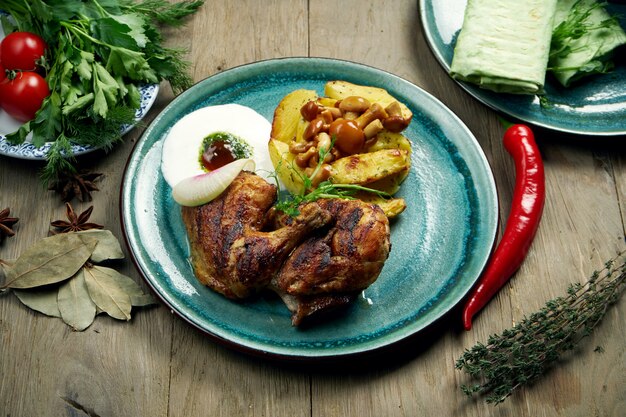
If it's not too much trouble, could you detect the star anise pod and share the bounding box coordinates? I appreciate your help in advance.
[51,203,104,234]
[48,170,103,202]
[0,208,19,239]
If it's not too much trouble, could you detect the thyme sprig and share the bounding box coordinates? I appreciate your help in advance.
[272,140,391,217]
[456,250,626,405]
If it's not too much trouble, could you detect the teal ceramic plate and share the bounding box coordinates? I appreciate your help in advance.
[419,0,626,136]
[121,57,498,360]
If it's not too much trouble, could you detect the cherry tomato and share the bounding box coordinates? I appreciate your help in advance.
[0,62,5,82]
[328,119,365,154]
[0,71,50,122]
[0,32,47,71]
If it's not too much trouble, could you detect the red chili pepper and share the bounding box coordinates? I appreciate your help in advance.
[462,124,545,330]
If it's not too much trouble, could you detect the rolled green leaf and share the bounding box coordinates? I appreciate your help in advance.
[450,0,558,94]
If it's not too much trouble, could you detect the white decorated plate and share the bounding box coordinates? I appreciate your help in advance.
[0,83,159,159]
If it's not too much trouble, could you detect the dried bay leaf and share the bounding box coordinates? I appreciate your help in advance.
[84,265,132,320]
[14,288,62,318]
[58,269,96,331]
[1,233,97,289]
[102,267,156,307]
[76,229,125,263]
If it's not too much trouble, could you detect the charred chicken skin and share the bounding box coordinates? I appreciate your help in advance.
[181,171,331,299]
[269,199,391,325]
[181,171,391,325]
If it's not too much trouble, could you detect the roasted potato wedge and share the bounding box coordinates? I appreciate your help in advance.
[270,89,318,144]
[324,80,412,123]
[268,82,413,217]
[268,139,306,193]
[330,149,410,185]
[355,193,407,218]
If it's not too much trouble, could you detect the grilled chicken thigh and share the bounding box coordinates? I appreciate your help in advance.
[181,171,391,325]
[181,171,331,299]
[269,199,391,325]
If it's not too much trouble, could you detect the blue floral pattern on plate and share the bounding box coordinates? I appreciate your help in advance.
[0,84,159,160]
[419,0,626,136]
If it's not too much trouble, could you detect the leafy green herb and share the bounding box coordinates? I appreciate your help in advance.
[1,0,204,183]
[456,250,626,405]
[273,140,391,217]
[548,0,624,83]
[550,1,615,60]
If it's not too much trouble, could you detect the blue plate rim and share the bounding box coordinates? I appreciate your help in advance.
[120,56,499,360]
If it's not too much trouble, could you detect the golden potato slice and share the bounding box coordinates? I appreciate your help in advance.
[365,131,412,153]
[270,89,317,144]
[324,81,412,122]
[330,149,410,185]
[317,97,338,108]
[268,139,306,194]
[355,193,407,218]
[364,171,410,195]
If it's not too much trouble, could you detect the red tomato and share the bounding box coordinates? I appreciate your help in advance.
[0,62,5,82]
[0,32,47,71]
[0,71,49,122]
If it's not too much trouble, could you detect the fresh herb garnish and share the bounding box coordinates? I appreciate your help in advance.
[549,0,620,77]
[273,140,391,217]
[456,250,626,405]
[1,0,204,184]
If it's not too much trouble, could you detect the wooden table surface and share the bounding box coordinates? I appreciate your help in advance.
[1,1,625,416]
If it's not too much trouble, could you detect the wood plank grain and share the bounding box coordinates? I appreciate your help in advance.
[0,118,174,417]
[308,1,626,416]
[164,2,312,417]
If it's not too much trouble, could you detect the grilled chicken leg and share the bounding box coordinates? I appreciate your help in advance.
[181,171,331,299]
[270,198,391,325]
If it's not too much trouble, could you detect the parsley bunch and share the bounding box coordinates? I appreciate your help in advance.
[1,0,204,183]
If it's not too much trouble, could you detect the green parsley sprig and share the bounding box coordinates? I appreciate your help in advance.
[1,0,204,183]
[456,249,626,405]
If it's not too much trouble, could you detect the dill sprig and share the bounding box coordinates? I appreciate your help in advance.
[120,0,205,27]
[272,141,391,217]
[456,250,626,405]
